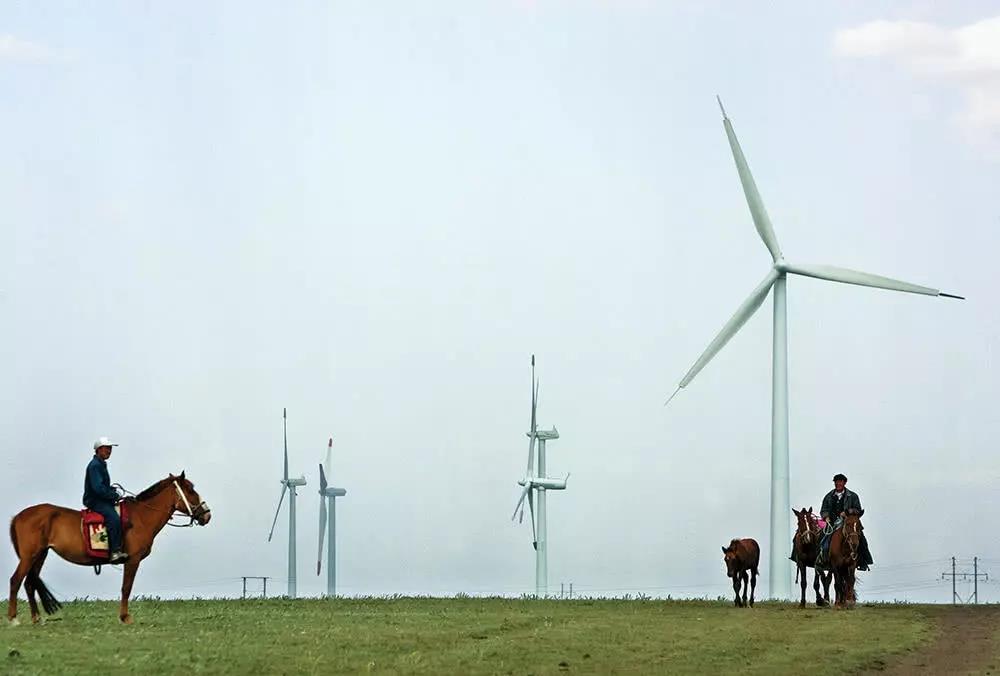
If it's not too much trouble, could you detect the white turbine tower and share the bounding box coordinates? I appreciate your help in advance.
[666,98,964,600]
[317,437,347,597]
[511,355,569,597]
[267,408,307,598]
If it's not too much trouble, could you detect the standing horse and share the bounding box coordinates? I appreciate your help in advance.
[791,507,832,608]
[8,472,210,625]
[722,538,759,607]
[828,513,862,608]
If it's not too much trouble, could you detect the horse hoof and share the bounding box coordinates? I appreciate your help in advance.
[120,614,133,625]
[7,617,19,627]
[31,615,40,625]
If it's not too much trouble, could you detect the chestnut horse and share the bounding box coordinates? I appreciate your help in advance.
[791,507,832,608]
[8,472,210,625]
[828,514,862,608]
[722,538,759,607]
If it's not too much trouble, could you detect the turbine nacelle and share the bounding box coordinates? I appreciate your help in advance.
[321,487,347,498]
[517,475,570,491]
[283,476,307,488]
[528,427,559,441]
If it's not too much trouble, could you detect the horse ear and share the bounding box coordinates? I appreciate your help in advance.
[722,546,728,554]
[808,506,813,512]
[180,470,186,480]
[792,508,800,516]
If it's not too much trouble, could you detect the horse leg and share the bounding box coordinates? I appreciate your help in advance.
[740,571,749,608]
[732,574,742,607]
[749,568,757,608]
[799,562,807,608]
[119,560,139,624]
[7,556,34,624]
[23,556,42,624]
[812,568,825,607]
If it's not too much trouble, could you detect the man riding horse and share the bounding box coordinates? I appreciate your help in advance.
[83,436,128,563]
[820,473,873,571]
[790,473,874,571]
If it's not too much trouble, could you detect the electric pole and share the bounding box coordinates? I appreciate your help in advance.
[941,557,989,604]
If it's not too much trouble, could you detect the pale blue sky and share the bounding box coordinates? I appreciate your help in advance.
[2,2,998,602]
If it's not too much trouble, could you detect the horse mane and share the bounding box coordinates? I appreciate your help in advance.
[130,476,176,502]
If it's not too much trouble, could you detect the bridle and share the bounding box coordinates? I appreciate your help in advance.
[796,513,820,545]
[844,517,861,562]
[171,481,211,527]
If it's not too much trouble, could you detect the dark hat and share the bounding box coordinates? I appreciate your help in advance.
[833,473,848,482]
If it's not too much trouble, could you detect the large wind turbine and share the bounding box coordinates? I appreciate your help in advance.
[267,408,308,598]
[317,437,347,597]
[666,98,963,600]
[511,355,569,597]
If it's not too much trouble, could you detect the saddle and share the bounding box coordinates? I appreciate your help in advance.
[80,502,130,559]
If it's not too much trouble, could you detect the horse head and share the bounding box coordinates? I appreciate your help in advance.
[170,472,212,526]
[842,513,862,562]
[721,540,740,578]
[792,506,818,544]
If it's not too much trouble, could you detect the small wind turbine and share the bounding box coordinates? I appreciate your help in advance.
[317,437,347,597]
[511,355,569,597]
[267,408,307,598]
[665,98,963,599]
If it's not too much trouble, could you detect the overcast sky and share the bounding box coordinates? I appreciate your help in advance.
[2,1,998,604]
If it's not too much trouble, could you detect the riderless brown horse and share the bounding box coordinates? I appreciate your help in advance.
[8,472,210,625]
[791,507,832,608]
[828,513,862,608]
[722,538,759,607]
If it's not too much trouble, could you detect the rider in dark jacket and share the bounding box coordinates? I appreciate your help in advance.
[83,437,128,563]
[820,473,873,570]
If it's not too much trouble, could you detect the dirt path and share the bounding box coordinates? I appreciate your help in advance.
[861,607,1000,675]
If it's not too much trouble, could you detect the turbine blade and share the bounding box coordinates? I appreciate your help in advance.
[325,438,333,478]
[282,408,289,482]
[677,269,778,390]
[720,103,782,261]
[317,495,327,576]
[267,484,288,542]
[511,484,529,522]
[528,488,537,549]
[783,263,961,298]
[319,462,328,492]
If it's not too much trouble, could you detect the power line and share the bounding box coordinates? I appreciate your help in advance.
[942,556,989,604]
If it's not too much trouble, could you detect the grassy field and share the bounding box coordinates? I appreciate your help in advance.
[2,597,945,675]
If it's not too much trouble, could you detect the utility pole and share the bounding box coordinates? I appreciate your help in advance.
[941,557,989,604]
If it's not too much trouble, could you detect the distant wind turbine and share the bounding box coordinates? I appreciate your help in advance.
[267,408,307,598]
[317,438,347,597]
[511,355,569,597]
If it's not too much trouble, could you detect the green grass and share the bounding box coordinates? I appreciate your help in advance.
[4,597,933,675]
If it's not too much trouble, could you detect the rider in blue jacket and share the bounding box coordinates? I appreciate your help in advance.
[83,437,128,563]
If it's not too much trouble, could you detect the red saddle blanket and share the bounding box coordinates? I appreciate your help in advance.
[81,503,129,559]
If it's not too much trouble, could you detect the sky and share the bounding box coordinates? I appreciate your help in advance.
[1,1,998,604]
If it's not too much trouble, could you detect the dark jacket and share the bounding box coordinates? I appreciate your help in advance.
[821,488,863,521]
[83,455,118,507]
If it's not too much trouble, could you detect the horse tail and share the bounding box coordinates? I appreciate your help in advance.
[9,518,17,555]
[27,572,62,615]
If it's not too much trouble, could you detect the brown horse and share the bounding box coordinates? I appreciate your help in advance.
[8,472,210,625]
[791,507,832,608]
[828,514,862,608]
[722,538,759,607]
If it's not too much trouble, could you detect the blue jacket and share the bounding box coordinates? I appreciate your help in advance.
[83,455,118,507]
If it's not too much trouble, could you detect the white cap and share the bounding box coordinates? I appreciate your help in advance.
[93,436,119,451]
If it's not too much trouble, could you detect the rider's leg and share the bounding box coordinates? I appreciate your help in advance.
[92,502,123,554]
[859,532,873,569]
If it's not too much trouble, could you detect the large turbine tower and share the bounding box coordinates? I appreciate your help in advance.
[512,355,569,597]
[317,437,347,597]
[267,408,308,598]
[666,98,963,600]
